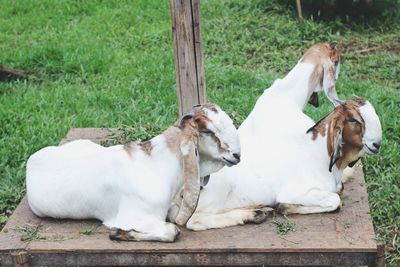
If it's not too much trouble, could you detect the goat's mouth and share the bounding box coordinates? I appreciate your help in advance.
[222,157,239,167]
[364,145,379,155]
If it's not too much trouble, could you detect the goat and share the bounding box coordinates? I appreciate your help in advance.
[26,104,241,241]
[185,98,382,231]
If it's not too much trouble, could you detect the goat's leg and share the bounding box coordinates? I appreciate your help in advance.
[277,189,341,215]
[186,205,273,231]
[342,166,356,183]
[109,220,180,242]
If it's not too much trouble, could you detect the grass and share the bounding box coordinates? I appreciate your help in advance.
[0,0,398,265]
[271,215,296,236]
[15,224,45,242]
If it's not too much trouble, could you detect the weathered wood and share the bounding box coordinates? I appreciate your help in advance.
[10,251,29,267]
[0,128,379,266]
[170,0,206,116]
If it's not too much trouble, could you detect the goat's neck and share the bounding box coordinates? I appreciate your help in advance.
[274,62,316,110]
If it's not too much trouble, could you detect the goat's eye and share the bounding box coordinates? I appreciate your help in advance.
[348,118,360,124]
[334,60,339,66]
[201,129,214,135]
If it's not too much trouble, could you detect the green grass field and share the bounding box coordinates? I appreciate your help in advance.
[0,0,399,265]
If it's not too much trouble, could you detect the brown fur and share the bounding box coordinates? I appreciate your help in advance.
[109,228,137,241]
[163,126,182,156]
[123,142,136,157]
[302,43,341,100]
[202,103,219,113]
[309,99,366,170]
[139,140,153,156]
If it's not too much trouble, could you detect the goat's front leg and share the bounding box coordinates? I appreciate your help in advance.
[342,166,356,183]
[277,189,341,215]
[109,220,180,242]
[186,205,273,231]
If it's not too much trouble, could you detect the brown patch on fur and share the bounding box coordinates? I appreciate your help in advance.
[202,103,219,113]
[164,126,182,156]
[123,142,136,157]
[302,42,340,65]
[309,99,366,171]
[139,140,153,156]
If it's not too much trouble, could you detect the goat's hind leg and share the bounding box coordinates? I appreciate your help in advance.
[277,189,341,215]
[187,205,273,231]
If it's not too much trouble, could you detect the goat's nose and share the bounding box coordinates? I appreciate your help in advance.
[233,153,241,161]
[373,142,381,150]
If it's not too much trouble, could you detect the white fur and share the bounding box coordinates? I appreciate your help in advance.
[27,106,240,241]
[359,102,382,155]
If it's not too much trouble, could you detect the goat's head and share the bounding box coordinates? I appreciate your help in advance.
[174,103,240,225]
[307,97,382,172]
[302,42,342,107]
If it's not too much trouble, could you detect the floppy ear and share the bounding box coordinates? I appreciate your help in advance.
[322,63,343,107]
[178,105,201,129]
[174,133,201,226]
[329,128,344,172]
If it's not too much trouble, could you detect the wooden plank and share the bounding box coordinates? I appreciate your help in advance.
[0,128,379,266]
[170,0,206,116]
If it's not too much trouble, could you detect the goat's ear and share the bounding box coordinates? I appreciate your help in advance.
[322,63,343,107]
[178,105,201,129]
[329,128,344,172]
[174,136,201,226]
[329,41,338,49]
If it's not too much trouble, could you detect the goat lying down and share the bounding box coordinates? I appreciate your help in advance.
[185,98,382,231]
[26,104,241,242]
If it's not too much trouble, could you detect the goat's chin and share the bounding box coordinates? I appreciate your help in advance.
[199,160,225,177]
[362,145,379,155]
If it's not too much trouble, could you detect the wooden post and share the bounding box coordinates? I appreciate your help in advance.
[170,0,206,116]
[295,0,304,22]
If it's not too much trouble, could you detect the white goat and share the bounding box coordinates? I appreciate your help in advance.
[26,104,241,241]
[186,98,382,231]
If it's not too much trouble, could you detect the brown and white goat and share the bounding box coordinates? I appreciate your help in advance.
[27,104,241,241]
[184,98,381,231]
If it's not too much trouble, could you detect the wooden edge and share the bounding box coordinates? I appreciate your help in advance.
[26,251,377,266]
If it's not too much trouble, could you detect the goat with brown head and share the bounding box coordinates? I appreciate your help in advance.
[173,104,241,225]
[307,97,382,172]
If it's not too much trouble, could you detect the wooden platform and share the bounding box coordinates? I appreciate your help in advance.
[0,128,380,266]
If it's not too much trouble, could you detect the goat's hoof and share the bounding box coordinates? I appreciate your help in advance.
[109,228,123,241]
[109,228,136,241]
[249,209,268,224]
